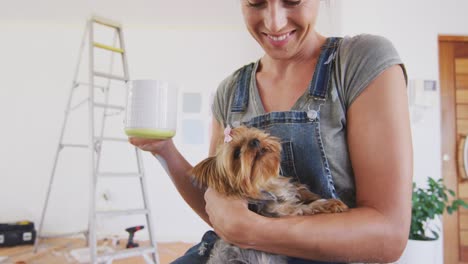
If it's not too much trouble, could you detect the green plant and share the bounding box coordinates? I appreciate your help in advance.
[410,177,468,241]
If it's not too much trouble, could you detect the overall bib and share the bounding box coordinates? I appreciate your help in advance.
[172,37,345,264]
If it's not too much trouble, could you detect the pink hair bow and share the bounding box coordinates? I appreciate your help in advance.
[224,125,233,143]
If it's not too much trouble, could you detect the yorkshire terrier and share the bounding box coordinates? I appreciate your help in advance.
[191,126,348,264]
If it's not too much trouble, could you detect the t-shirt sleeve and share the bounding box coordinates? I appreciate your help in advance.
[211,74,236,127]
[336,34,408,109]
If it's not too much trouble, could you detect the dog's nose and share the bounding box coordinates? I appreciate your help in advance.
[249,138,260,148]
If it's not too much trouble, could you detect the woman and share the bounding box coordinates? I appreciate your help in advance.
[130,0,413,263]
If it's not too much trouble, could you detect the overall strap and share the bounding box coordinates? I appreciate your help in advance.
[231,63,254,113]
[309,37,342,100]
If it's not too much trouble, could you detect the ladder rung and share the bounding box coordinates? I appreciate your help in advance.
[94,71,127,81]
[96,137,128,142]
[75,81,109,90]
[39,230,87,239]
[92,15,121,29]
[93,102,125,111]
[97,246,155,262]
[96,209,148,217]
[97,172,142,178]
[93,42,124,53]
[61,143,89,148]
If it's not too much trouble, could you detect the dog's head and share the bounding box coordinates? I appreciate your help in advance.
[191,126,282,199]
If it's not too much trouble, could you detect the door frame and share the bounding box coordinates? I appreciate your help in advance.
[439,35,468,264]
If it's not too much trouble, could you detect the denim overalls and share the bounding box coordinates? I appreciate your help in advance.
[172,37,344,264]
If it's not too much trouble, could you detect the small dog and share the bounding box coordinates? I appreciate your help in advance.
[191,126,348,264]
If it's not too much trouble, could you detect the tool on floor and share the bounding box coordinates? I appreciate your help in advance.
[34,15,159,264]
[125,226,144,248]
[0,221,36,247]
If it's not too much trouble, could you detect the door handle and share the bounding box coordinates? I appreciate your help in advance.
[458,135,468,181]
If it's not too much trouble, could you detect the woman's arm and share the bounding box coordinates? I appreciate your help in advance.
[204,65,413,263]
[129,117,225,225]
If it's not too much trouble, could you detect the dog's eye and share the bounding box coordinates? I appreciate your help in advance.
[234,148,241,159]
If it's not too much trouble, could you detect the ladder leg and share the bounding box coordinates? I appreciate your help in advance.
[143,253,156,264]
[117,27,130,83]
[87,19,98,264]
[90,28,119,261]
[136,148,160,264]
[94,28,119,172]
[34,144,62,253]
[35,21,90,254]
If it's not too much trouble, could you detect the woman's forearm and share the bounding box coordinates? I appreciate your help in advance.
[246,207,408,263]
[152,140,210,225]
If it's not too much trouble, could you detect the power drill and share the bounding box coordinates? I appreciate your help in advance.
[125,225,144,248]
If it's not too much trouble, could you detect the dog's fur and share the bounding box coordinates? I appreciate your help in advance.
[191,126,348,264]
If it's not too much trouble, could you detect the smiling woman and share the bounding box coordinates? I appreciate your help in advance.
[240,0,322,60]
[129,0,412,263]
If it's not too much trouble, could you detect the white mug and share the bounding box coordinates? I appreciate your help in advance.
[124,80,178,139]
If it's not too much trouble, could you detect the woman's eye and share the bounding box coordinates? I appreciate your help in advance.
[284,0,301,6]
[247,1,266,8]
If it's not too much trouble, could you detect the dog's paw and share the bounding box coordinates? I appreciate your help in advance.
[307,198,349,214]
[323,199,348,213]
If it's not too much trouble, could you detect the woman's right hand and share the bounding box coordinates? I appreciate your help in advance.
[128,137,173,157]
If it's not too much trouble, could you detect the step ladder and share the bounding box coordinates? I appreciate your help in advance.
[34,15,159,264]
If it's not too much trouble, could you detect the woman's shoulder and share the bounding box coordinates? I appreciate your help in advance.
[339,33,396,49]
[334,34,405,109]
[338,34,400,63]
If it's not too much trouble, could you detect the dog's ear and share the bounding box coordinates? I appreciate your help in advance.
[191,156,217,188]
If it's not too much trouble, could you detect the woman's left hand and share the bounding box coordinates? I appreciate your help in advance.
[204,188,259,248]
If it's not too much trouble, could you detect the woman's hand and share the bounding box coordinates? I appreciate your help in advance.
[204,188,260,248]
[128,137,173,157]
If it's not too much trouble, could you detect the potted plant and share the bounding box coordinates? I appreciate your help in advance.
[398,177,468,263]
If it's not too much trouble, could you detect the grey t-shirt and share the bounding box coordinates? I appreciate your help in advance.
[211,34,407,207]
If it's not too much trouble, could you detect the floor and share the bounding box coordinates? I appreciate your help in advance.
[0,237,194,264]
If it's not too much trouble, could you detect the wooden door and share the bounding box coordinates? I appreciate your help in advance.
[440,35,468,264]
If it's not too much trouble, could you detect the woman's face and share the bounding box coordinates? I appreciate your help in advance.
[241,0,321,59]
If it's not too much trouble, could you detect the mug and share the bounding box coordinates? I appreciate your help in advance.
[124,80,178,139]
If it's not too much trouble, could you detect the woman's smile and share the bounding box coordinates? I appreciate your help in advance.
[264,30,296,47]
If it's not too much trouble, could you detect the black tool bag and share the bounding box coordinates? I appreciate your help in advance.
[0,221,36,247]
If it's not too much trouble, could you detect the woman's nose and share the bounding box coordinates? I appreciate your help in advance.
[264,3,287,32]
